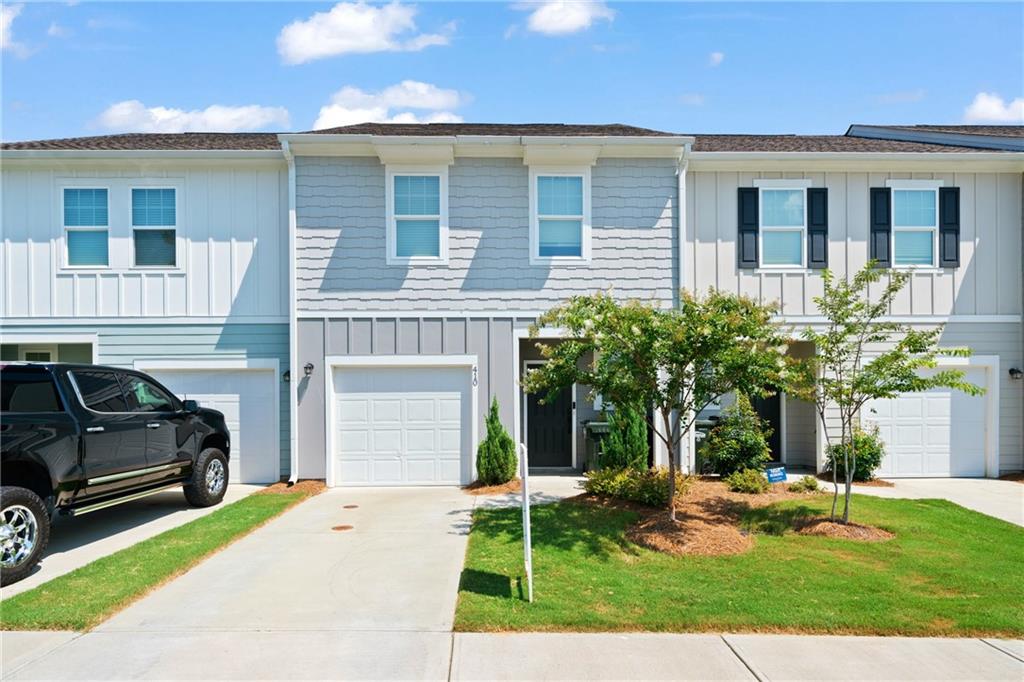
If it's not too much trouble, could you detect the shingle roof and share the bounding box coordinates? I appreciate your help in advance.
[307,122,677,137]
[689,134,992,153]
[869,125,1024,138]
[0,132,282,151]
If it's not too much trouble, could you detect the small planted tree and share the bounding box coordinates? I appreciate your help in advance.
[600,402,648,471]
[476,397,517,485]
[524,290,787,521]
[787,263,982,523]
[702,394,772,476]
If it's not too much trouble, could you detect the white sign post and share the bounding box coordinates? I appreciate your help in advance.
[519,442,534,603]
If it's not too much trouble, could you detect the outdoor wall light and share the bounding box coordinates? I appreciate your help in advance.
[304,362,315,377]
[1010,367,1023,381]
[282,370,291,383]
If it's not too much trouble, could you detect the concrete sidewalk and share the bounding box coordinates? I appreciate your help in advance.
[836,478,1024,527]
[4,630,1021,680]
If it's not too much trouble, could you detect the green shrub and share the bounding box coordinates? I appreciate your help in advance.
[702,394,773,475]
[584,467,690,507]
[476,397,517,485]
[600,403,648,470]
[788,475,820,493]
[724,468,769,494]
[825,426,885,482]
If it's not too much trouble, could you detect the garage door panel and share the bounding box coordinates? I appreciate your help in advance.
[332,366,471,486]
[337,400,369,424]
[337,430,369,454]
[864,366,988,478]
[150,368,279,484]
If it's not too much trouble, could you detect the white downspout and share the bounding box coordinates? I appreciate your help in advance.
[282,140,300,484]
[678,144,697,473]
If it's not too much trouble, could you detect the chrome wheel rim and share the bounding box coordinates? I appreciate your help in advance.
[0,505,38,569]
[206,459,226,495]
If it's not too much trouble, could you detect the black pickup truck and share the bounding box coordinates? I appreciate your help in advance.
[1,363,232,585]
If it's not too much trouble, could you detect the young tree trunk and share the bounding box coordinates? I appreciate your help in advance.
[842,430,857,524]
[830,415,845,521]
[662,409,677,523]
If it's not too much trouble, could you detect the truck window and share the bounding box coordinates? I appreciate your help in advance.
[0,369,64,413]
[121,374,177,412]
[72,371,129,413]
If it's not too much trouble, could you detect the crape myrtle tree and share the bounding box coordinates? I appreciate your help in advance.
[786,263,982,524]
[523,290,788,522]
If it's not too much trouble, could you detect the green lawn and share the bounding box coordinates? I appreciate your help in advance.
[1,491,310,631]
[455,495,1024,636]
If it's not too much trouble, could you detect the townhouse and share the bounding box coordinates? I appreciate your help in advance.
[2,123,1021,486]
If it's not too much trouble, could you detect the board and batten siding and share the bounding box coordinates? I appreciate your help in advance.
[3,323,291,476]
[0,163,289,320]
[686,171,1022,318]
[295,156,678,313]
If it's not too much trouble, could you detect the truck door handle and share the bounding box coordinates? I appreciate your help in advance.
[86,426,105,433]
[146,422,161,429]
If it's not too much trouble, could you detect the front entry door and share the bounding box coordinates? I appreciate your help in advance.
[753,393,782,462]
[526,384,573,468]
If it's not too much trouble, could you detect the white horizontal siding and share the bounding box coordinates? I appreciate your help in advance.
[0,164,288,320]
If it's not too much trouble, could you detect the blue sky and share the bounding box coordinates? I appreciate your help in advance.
[2,1,1022,141]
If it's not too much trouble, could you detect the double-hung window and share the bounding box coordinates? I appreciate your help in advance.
[64,188,109,267]
[386,167,448,264]
[891,187,938,267]
[758,187,806,268]
[530,168,591,263]
[132,188,177,267]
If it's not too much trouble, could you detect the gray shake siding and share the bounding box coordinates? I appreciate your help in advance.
[295,157,678,312]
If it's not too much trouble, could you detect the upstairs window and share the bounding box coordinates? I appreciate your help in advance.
[759,188,806,268]
[891,188,937,267]
[132,188,177,267]
[386,168,448,264]
[64,188,109,267]
[530,168,591,263]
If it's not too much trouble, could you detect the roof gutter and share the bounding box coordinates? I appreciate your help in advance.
[282,140,300,485]
[0,149,283,160]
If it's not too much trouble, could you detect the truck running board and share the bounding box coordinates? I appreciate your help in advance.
[66,483,183,516]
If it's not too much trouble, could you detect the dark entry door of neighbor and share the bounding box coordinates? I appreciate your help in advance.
[526,385,573,467]
[753,394,782,462]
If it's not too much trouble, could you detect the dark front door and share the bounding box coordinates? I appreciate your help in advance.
[752,393,782,462]
[526,385,573,467]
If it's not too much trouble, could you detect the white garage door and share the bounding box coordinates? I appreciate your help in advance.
[863,367,988,477]
[332,366,472,486]
[148,369,279,484]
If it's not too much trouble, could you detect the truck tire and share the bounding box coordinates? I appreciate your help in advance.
[0,486,51,587]
[183,448,229,508]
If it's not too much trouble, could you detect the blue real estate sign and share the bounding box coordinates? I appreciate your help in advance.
[766,466,786,483]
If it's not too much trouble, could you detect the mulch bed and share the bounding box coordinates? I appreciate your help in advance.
[998,473,1024,484]
[462,479,522,496]
[256,479,326,496]
[796,517,894,541]
[582,479,893,557]
[817,474,895,488]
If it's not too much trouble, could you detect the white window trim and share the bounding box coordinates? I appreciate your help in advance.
[529,165,592,265]
[18,344,58,362]
[757,186,807,269]
[888,183,939,269]
[129,186,181,271]
[385,165,449,266]
[61,184,111,271]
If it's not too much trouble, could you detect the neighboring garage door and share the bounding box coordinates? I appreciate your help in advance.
[147,369,280,484]
[863,366,988,478]
[332,365,473,486]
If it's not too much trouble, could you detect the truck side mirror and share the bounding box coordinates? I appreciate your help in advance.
[182,399,200,413]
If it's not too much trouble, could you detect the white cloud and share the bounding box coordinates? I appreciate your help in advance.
[874,88,926,105]
[313,80,466,130]
[277,1,454,64]
[708,51,724,67]
[964,92,1024,123]
[1,3,31,58]
[47,22,71,38]
[95,100,291,133]
[679,93,705,106]
[518,1,614,36]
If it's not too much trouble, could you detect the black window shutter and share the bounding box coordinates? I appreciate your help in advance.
[807,187,828,269]
[737,187,758,268]
[869,188,891,267]
[938,187,960,268]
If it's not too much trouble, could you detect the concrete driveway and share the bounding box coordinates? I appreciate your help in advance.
[848,478,1024,526]
[1,484,262,599]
